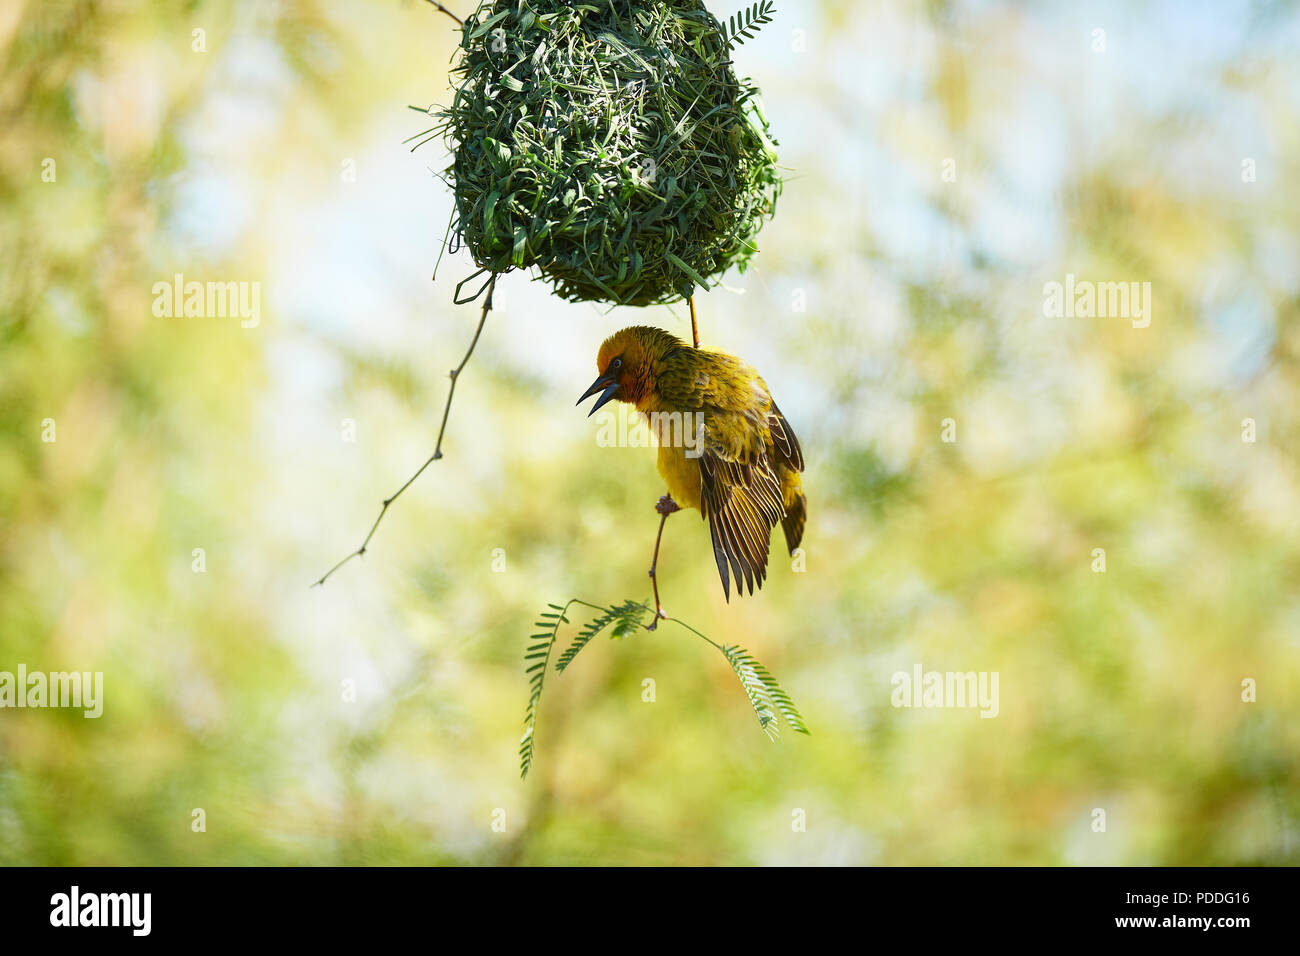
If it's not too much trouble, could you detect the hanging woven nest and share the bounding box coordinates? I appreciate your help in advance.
[437,0,782,307]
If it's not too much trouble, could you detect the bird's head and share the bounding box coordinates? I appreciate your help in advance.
[576,326,683,416]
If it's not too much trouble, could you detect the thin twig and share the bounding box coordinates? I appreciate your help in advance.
[313,273,497,587]
[424,0,463,26]
[645,495,680,630]
[663,614,723,650]
[688,294,700,348]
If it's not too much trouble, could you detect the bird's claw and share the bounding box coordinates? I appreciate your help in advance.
[655,494,681,517]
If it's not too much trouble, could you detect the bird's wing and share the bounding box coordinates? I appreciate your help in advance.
[686,356,788,600]
[767,399,804,472]
[700,447,785,599]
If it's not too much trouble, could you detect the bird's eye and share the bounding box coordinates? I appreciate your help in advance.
[611,357,622,371]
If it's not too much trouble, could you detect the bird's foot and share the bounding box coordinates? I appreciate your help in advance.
[655,494,681,517]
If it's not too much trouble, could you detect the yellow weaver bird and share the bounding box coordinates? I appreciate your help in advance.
[577,326,806,608]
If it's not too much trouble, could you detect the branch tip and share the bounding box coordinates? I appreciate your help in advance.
[424,1,463,27]
[313,273,497,587]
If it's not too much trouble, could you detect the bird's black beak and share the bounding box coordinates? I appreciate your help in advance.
[576,373,619,417]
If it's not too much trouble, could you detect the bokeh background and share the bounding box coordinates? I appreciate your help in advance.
[2,0,1298,865]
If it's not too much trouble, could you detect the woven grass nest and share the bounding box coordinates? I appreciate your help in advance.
[437,0,782,307]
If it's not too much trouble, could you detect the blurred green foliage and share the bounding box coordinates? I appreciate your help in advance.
[0,0,1297,865]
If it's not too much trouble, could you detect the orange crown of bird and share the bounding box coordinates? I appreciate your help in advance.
[578,325,806,603]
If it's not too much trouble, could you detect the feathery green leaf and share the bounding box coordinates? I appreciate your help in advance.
[723,1,776,48]
[520,597,807,778]
[721,643,809,738]
[519,602,572,778]
[556,599,649,672]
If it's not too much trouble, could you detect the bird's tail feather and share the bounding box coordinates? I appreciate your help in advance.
[782,492,806,554]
